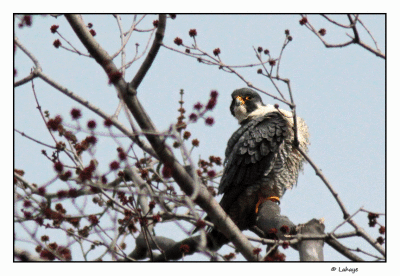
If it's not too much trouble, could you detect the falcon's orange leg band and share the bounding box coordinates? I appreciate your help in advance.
[255,195,280,214]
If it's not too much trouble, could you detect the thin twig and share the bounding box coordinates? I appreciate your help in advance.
[14,129,58,150]
[297,147,350,219]
[331,207,363,234]
[111,14,147,60]
[297,147,385,257]
[358,18,382,53]
[321,14,354,28]
[56,29,91,57]
[303,14,385,59]
[37,71,157,158]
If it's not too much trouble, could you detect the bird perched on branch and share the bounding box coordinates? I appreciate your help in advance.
[207,88,310,248]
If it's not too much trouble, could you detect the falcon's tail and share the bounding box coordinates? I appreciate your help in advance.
[207,228,229,250]
[191,217,229,250]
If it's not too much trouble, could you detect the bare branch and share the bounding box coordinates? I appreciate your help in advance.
[325,236,364,261]
[14,248,45,261]
[14,36,42,87]
[65,13,259,261]
[36,71,157,158]
[129,15,166,91]
[14,129,58,150]
[297,148,385,257]
[358,18,382,53]
[15,14,384,262]
[14,72,37,87]
[347,219,385,257]
[321,14,354,28]
[297,147,350,220]
[347,14,360,43]
[302,14,385,59]
[14,36,42,71]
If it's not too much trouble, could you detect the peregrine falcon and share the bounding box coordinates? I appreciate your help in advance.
[208,88,309,245]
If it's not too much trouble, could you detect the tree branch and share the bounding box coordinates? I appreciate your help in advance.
[325,235,364,261]
[303,14,385,59]
[297,147,385,257]
[14,72,37,87]
[14,36,42,71]
[297,147,350,220]
[129,15,166,91]
[14,248,45,261]
[65,13,258,261]
[37,71,157,158]
[297,219,325,261]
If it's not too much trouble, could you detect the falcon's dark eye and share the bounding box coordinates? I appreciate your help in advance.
[245,96,251,101]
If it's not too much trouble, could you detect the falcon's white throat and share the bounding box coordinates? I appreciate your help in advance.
[234,103,277,123]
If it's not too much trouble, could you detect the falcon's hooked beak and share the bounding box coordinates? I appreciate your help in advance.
[235,95,246,105]
[230,90,263,123]
[231,96,249,123]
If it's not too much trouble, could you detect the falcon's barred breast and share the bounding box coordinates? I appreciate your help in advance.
[215,88,310,231]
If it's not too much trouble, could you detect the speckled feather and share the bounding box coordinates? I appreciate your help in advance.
[218,112,290,214]
[203,89,309,243]
[219,89,309,230]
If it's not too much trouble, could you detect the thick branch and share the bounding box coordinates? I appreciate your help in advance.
[14,248,44,261]
[297,219,325,261]
[131,235,203,261]
[126,199,369,261]
[256,201,324,261]
[65,13,258,261]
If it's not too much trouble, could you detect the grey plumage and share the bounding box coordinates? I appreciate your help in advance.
[218,88,309,229]
[202,88,309,247]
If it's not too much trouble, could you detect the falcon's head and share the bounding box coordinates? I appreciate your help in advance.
[230,88,264,123]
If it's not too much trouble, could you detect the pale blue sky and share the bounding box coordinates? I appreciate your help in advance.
[14,14,385,262]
